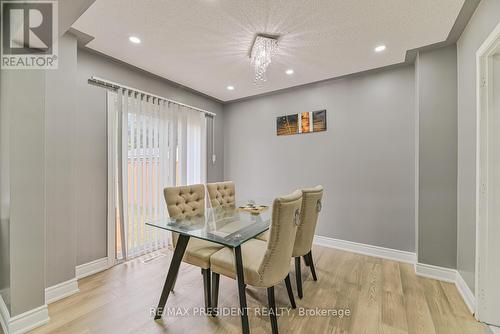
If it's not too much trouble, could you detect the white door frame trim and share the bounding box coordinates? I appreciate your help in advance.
[106,91,117,268]
[475,20,500,323]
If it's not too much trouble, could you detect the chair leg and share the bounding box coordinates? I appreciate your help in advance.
[211,272,220,316]
[284,274,296,309]
[303,255,310,266]
[295,257,303,299]
[307,251,318,281]
[201,268,212,313]
[267,286,279,334]
[171,271,178,292]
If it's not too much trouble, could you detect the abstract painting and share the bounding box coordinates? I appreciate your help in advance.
[276,114,298,136]
[277,110,326,136]
[300,112,311,133]
[312,110,327,132]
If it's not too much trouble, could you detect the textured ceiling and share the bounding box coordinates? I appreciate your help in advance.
[73,0,465,102]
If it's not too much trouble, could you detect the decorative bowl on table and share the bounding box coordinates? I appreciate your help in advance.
[237,202,269,215]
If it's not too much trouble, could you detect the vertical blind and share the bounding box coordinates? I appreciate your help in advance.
[109,89,207,260]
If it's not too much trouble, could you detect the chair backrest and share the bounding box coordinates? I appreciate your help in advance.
[164,184,206,219]
[206,181,235,208]
[164,184,206,246]
[293,185,324,257]
[258,190,302,287]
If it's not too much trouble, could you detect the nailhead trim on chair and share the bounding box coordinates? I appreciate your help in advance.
[293,186,324,258]
[258,201,282,283]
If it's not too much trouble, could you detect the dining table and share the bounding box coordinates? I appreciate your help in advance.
[146,199,272,334]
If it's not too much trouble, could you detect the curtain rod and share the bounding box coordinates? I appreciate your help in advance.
[88,76,216,117]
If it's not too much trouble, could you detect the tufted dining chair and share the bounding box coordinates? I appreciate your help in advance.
[255,186,324,299]
[293,185,324,298]
[210,190,303,334]
[206,181,236,208]
[163,184,224,311]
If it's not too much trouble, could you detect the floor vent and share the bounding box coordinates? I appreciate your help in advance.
[141,253,167,264]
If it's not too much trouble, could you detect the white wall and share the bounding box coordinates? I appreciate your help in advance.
[457,0,500,293]
[224,65,416,252]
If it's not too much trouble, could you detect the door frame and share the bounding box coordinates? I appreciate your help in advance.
[475,21,500,323]
[106,91,118,268]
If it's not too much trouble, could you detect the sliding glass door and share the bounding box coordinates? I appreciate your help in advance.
[108,90,207,260]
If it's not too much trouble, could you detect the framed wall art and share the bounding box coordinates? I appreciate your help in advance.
[276,110,326,136]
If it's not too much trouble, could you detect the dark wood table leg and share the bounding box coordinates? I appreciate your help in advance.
[154,234,190,320]
[234,246,250,334]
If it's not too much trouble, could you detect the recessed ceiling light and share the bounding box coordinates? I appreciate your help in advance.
[129,36,141,44]
[285,69,294,75]
[374,45,386,52]
[227,85,235,91]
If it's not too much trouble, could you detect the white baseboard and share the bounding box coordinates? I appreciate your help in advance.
[488,325,500,334]
[0,295,49,334]
[415,263,476,315]
[76,257,109,279]
[414,263,456,282]
[312,235,476,316]
[0,294,9,334]
[45,278,79,304]
[455,271,476,314]
[313,235,416,264]
[9,305,49,334]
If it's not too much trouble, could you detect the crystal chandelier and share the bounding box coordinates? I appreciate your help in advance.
[250,34,279,83]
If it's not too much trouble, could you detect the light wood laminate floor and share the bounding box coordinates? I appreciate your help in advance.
[28,246,485,334]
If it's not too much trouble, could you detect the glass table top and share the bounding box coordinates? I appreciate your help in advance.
[146,199,272,248]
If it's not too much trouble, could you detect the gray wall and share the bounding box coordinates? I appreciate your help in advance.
[457,0,500,292]
[76,49,224,265]
[45,34,78,287]
[0,3,96,316]
[0,65,11,310]
[0,217,9,307]
[1,31,225,308]
[223,66,416,252]
[415,45,458,268]
[1,69,46,316]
